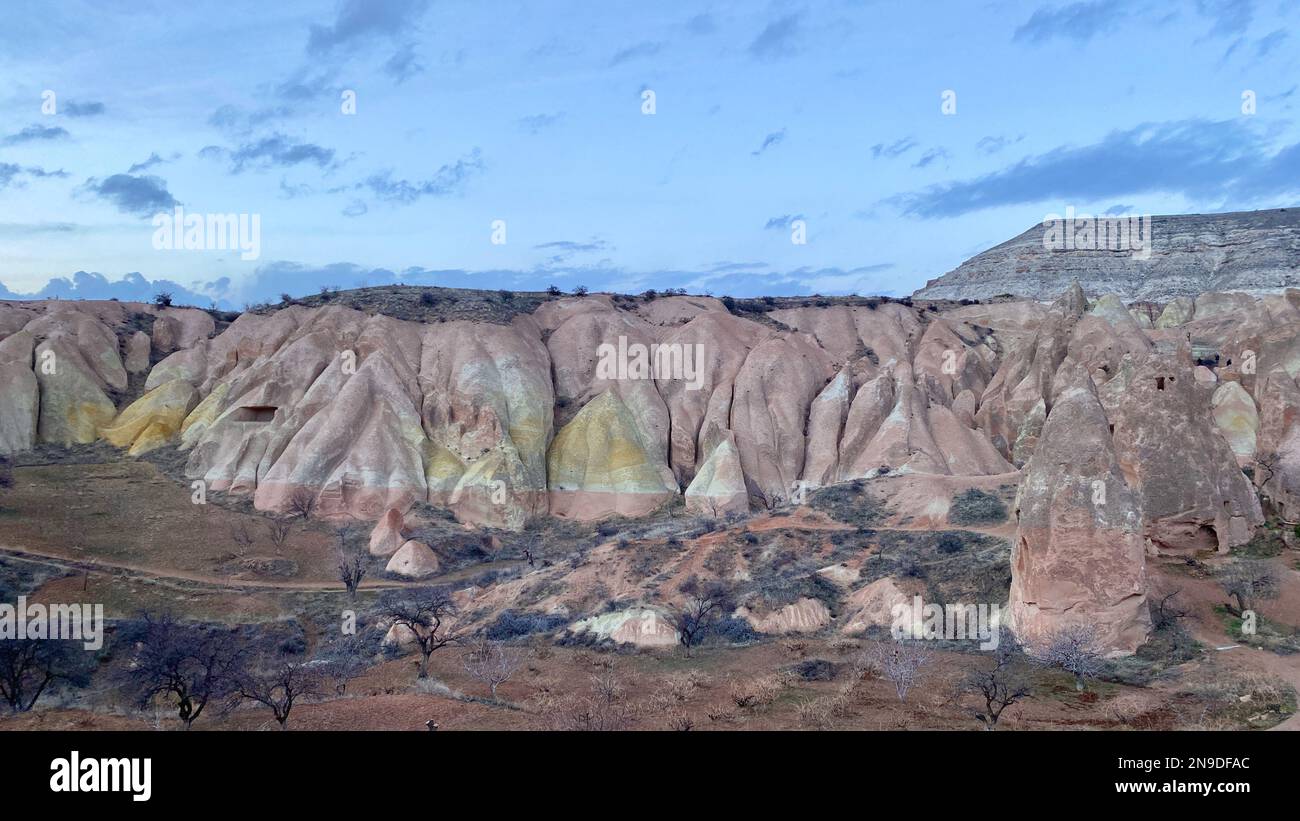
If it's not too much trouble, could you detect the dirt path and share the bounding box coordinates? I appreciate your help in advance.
[0,542,518,595]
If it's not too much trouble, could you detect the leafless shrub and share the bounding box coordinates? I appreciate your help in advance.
[1254,450,1280,498]
[337,533,366,600]
[779,639,808,658]
[861,639,933,702]
[666,711,694,731]
[684,669,711,690]
[674,577,730,656]
[287,488,318,521]
[1033,623,1103,692]
[728,674,784,710]
[959,627,1031,729]
[828,638,861,657]
[1218,559,1280,615]
[266,519,291,554]
[706,706,737,723]
[316,634,370,697]
[796,697,835,730]
[1107,693,1148,726]
[461,637,524,700]
[230,522,256,556]
[1151,589,1188,630]
[541,668,635,731]
[660,675,696,704]
[796,684,857,730]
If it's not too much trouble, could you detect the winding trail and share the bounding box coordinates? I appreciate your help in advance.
[0,542,518,594]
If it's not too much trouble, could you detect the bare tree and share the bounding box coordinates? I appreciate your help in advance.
[862,639,932,702]
[235,661,322,730]
[1254,450,1280,498]
[1152,589,1188,630]
[338,535,367,600]
[1219,560,1280,615]
[0,639,90,713]
[121,613,247,729]
[230,521,256,556]
[959,627,1031,729]
[1035,624,1103,692]
[316,634,370,697]
[287,488,317,521]
[461,637,524,700]
[381,592,459,679]
[266,519,292,554]
[674,576,729,656]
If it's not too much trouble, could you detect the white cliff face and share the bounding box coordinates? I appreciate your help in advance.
[914,208,1300,302]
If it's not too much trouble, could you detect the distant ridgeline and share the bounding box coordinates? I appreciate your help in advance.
[913,207,1300,302]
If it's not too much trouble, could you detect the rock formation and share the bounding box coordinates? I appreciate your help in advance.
[914,208,1300,302]
[3,273,1289,659]
[385,540,440,578]
[369,508,408,556]
[1007,370,1151,655]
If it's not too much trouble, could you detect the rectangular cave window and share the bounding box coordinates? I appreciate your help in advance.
[232,405,278,423]
[1156,377,1166,390]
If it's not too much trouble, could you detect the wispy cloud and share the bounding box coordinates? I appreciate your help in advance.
[912,147,948,168]
[1255,29,1287,58]
[0,221,83,237]
[976,135,1024,155]
[749,14,801,60]
[307,0,430,56]
[519,112,564,135]
[384,42,424,82]
[0,163,69,190]
[870,137,917,159]
[1196,0,1254,38]
[764,214,804,230]
[752,129,786,156]
[126,152,174,174]
[890,118,1300,218]
[3,124,69,145]
[202,133,336,173]
[535,238,611,264]
[1013,0,1125,43]
[609,41,664,66]
[357,149,485,203]
[64,100,106,118]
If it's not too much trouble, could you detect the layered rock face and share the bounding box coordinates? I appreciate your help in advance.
[3,294,1021,527]
[0,300,213,453]
[914,208,1300,302]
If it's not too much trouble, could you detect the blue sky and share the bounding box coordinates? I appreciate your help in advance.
[0,0,1297,308]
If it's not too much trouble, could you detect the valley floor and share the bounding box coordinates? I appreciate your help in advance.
[2,452,1298,731]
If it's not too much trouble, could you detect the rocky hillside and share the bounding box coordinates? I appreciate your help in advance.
[4,284,1298,656]
[913,207,1300,302]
